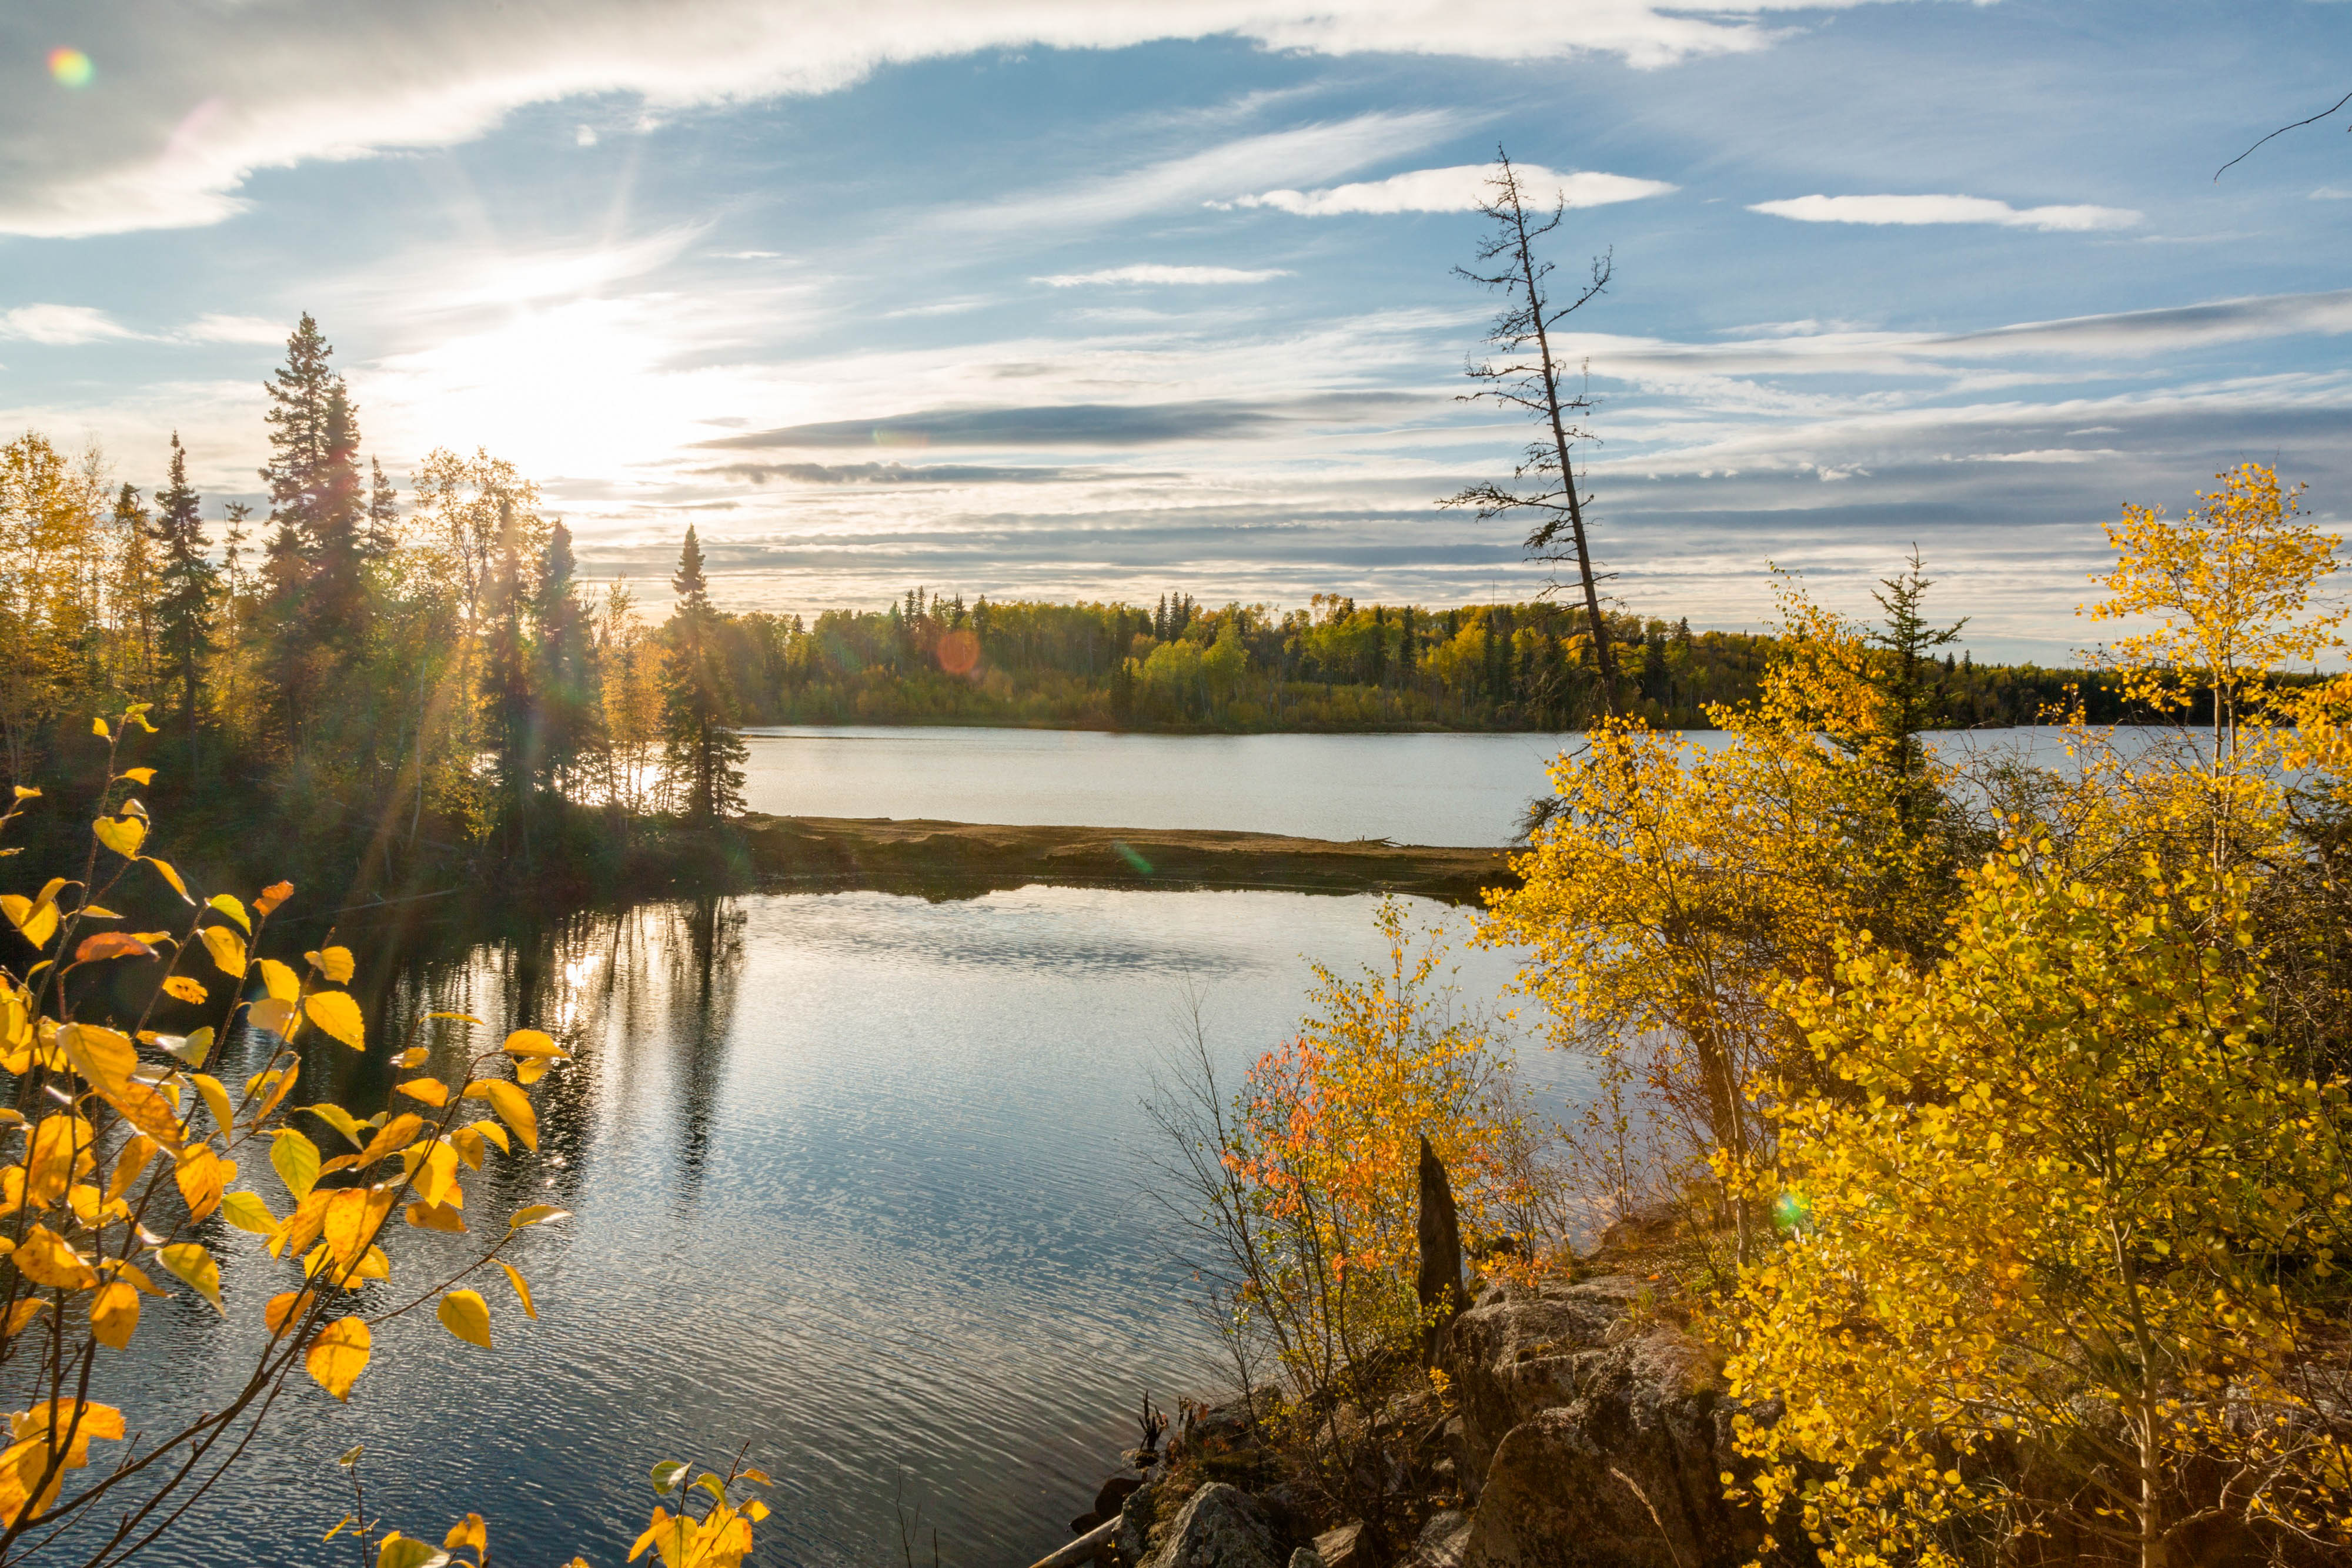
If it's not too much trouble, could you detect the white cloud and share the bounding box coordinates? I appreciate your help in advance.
[1223,162,1675,215]
[1035,265,1290,286]
[1749,193,2143,232]
[0,0,1927,238]
[0,304,139,345]
[2314,186,2352,201]
[574,125,599,148]
[179,312,288,345]
[946,111,1462,236]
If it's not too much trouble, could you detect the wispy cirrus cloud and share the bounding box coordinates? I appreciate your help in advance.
[0,304,139,345]
[942,110,1463,235]
[178,312,288,345]
[1220,162,1675,215]
[0,0,1905,239]
[1749,193,2142,232]
[1035,265,1290,286]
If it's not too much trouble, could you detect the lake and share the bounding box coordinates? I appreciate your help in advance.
[738,724,2111,847]
[82,723,2105,1567]
[92,886,1559,1568]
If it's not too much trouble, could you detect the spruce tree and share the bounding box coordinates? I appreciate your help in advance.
[661,526,746,824]
[533,520,594,795]
[366,456,399,557]
[151,433,219,772]
[480,504,535,844]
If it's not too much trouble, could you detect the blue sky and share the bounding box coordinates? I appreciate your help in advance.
[3,0,2348,658]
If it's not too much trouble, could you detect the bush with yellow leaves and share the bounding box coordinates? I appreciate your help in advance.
[0,706,767,1568]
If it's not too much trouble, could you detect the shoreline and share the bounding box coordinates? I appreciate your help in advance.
[736,813,1518,904]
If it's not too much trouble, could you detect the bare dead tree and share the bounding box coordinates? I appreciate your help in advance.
[1442,146,1623,714]
[2216,88,2352,180]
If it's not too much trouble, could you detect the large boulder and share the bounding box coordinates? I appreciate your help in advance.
[1448,1278,1766,1568]
[1144,1483,1281,1568]
[1445,1276,1650,1479]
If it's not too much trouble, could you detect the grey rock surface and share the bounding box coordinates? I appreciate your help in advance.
[1144,1483,1280,1568]
[1451,1278,1764,1568]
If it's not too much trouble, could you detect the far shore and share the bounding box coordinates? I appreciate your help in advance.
[736,813,1517,903]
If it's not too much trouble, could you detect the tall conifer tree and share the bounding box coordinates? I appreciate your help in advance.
[151,433,218,771]
[661,526,746,824]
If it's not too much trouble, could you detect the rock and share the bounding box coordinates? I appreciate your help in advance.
[1286,1551,1325,1568]
[1143,1482,1279,1568]
[1116,1480,1160,1567]
[1449,1276,1763,1568]
[1446,1276,1652,1477]
[1095,1477,1144,1522]
[1411,1510,1472,1568]
[1458,1343,1759,1568]
[1311,1521,1366,1568]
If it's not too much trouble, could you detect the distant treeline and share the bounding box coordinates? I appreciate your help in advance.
[741,587,2153,733]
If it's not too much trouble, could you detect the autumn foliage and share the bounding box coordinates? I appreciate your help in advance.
[0,710,766,1566]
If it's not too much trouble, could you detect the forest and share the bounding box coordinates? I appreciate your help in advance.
[1,314,2161,904]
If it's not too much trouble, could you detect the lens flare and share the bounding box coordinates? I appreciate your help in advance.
[48,48,93,88]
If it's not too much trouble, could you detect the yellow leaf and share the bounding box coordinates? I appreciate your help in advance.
[516,1057,551,1087]
[415,1139,460,1208]
[174,1146,228,1223]
[246,997,296,1038]
[191,1072,234,1136]
[502,1029,569,1059]
[145,855,190,902]
[471,1121,510,1155]
[199,924,246,978]
[161,975,206,1005]
[391,1046,429,1069]
[480,1079,537,1151]
[445,1513,489,1553]
[354,1114,424,1168]
[403,1201,467,1233]
[206,894,249,934]
[15,1225,99,1290]
[265,1288,315,1338]
[305,1318,370,1400]
[89,1280,139,1350]
[500,1261,536,1320]
[257,958,299,1003]
[304,991,365,1051]
[26,1114,92,1205]
[3,1300,46,1339]
[272,1129,321,1200]
[91,717,108,738]
[377,1533,443,1568]
[255,881,293,915]
[322,1186,395,1271]
[436,1288,492,1348]
[1,895,57,950]
[118,767,153,786]
[219,1190,279,1236]
[396,1078,449,1107]
[308,945,356,984]
[106,1136,158,1205]
[508,1203,570,1231]
[157,1241,223,1313]
[91,816,145,858]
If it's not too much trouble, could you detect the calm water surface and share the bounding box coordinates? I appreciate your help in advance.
[101,888,1560,1568]
[95,724,2120,1566]
[739,725,2102,846]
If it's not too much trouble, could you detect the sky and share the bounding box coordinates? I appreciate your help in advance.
[2,1,2348,660]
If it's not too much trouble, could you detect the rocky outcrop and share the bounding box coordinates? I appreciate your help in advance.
[1446,1277,1766,1568]
[1144,1483,1281,1568]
